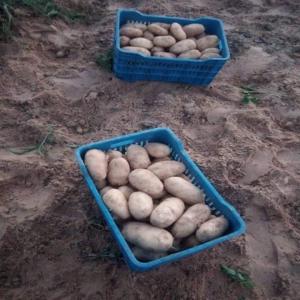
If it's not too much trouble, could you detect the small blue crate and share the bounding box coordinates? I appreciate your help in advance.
[113,9,230,85]
[75,128,246,271]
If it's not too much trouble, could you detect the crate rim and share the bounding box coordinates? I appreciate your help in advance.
[115,8,230,62]
[75,127,246,271]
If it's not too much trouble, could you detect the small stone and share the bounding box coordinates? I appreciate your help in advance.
[55,49,69,58]
[76,126,83,134]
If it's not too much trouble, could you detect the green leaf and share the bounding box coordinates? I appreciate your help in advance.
[8,145,38,155]
[96,48,114,71]
[220,265,254,290]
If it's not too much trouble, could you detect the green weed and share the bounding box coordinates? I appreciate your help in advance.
[8,125,55,155]
[20,0,85,20]
[241,86,259,104]
[220,265,254,289]
[0,0,84,40]
[96,48,113,71]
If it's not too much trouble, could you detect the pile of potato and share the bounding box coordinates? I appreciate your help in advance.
[119,21,222,60]
[84,142,229,261]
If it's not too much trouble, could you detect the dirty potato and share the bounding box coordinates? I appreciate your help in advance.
[151,46,165,53]
[120,26,143,38]
[122,222,174,251]
[182,24,205,37]
[153,35,176,48]
[143,30,154,41]
[202,47,220,54]
[84,149,108,188]
[107,157,130,186]
[178,49,202,59]
[148,160,185,180]
[148,23,169,36]
[130,37,153,49]
[122,46,151,56]
[150,197,185,228]
[145,142,171,158]
[128,192,154,220]
[120,36,130,47]
[196,216,229,242]
[169,39,196,54]
[152,22,171,30]
[164,176,205,204]
[129,169,163,198]
[200,53,222,59]
[103,189,130,219]
[107,150,123,161]
[171,204,211,238]
[196,35,219,51]
[170,22,187,41]
[126,144,151,169]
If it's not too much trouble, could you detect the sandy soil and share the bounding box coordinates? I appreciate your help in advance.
[1,0,300,299]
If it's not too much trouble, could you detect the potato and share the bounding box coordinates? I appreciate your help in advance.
[130,37,153,49]
[200,53,222,59]
[153,52,176,58]
[120,27,143,38]
[143,30,154,41]
[202,47,220,54]
[178,49,202,59]
[150,197,185,228]
[152,22,171,30]
[182,24,205,37]
[123,22,147,31]
[101,186,113,196]
[170,23,187,41]
[120,36,130,47]
[171,204,211,238]
[122,222,174,251]
[107,150,123,161]
[169,39,196,54]
[164,177,205,204]
[118,185,135,199]
[196,216,229,242]
[107,157,130,186]
[126,144,151,169]
[151,46,165,53]
[84,149,108,188]
[182,235,199,248]
[153,35,176,48]
[145,142,171,158]
[132,246,166,261]
[122,46,151,56]
[148,24,168,36]
[103,189,130,219]
[129,169,164,198]
[128,192,154,220]
[196,35,219,51]
[148,160,185,180]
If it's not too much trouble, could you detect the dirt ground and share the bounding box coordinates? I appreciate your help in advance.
[0,0,300,299]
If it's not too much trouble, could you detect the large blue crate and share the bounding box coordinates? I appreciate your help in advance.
[75,128,246,271]
[113,9,230,85]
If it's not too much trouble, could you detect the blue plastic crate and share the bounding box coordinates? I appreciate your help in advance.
[113,9,230,85]
[75,128,246,271]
